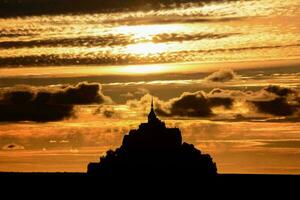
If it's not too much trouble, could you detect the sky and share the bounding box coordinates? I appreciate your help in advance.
[0,0,300,174]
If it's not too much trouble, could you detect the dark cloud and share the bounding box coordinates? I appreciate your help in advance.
[264,85,296,97]
[205,85,300,117]
[165,92,212,117]
[127,85,299,119]
[6,90,35,104]
[0,104,74,122]
[208,97,234,109]
[204,69,237,82]
[2,143,25,150]
[50,82,109,105]
[127,91,234,118]
[0,82,110,122]
[0,0,230,18]
[1,82,109,105]
[248,85,300,116]
[160,91,234,117]
[250,97,295,116]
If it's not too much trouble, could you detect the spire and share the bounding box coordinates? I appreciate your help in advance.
[148,96,159,123]
[151,96,154,110]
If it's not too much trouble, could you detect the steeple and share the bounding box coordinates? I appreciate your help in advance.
[151,96,154,110]
[148,96,159,123]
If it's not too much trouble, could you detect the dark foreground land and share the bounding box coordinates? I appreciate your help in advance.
[1,172,299,189]
[2,172,299,179]
[1,172,298,198]
[2,172,299,180]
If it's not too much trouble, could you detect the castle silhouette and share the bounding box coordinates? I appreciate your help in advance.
[88,98,217,177]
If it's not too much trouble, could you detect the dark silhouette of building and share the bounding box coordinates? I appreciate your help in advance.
[88,98,217,177]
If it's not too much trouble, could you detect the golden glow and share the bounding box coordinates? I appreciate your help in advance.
[114,24,182,56]
[124,42,168,55]
[115,24,183,40]
[1,119,300,174]
[0,59,300,77]
[115,24,183,56]
[118,65,167,74]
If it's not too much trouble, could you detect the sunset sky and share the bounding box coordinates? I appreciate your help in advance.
[0,0,300,174]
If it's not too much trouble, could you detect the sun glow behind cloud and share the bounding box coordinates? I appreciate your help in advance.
[116,24,183,56]
[124,42,168,55]
[117,64,168,74]
[0,59,299,79]
[115,24,183,39]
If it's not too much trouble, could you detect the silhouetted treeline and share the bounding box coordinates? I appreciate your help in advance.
[0,0,226,17]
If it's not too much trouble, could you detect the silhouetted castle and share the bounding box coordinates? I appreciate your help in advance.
[88,98,217,177]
